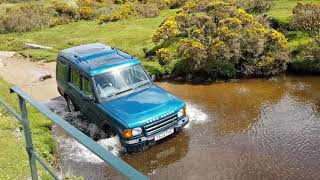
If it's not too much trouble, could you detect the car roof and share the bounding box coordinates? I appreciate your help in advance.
[58,43,140,76]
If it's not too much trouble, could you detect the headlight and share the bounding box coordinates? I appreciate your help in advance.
[132,127,142,136]
[178,106,187,118]
[123,127,142,139]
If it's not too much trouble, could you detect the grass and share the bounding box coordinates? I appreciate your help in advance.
[0,9,177,62]
[0,78,56,179]
[266,0,320,24]
[0,8,177,75]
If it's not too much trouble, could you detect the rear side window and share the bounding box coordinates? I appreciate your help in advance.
[82,77,93,95]
[70,68,81,88]
[56,60,67,81]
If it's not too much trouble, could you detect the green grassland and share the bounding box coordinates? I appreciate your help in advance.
[267,0,320,24]
[0,9,177,75]
[0,78,56,179]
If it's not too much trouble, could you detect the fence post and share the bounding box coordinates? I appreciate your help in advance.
[18,95,38,180]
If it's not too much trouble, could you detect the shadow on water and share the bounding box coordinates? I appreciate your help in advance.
[46,75,320,179]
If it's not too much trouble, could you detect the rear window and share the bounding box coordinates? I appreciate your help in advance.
[56,60,67,81]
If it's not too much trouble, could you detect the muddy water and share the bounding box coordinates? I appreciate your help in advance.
[47,75,320,180]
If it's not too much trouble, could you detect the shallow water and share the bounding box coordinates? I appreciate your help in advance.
[47,75,320,179]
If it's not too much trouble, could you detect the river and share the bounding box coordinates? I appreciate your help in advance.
[47,75,320,180]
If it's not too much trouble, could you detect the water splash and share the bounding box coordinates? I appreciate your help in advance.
[56,135,123,164]
[184,102,208,128]
[45,99,124,163]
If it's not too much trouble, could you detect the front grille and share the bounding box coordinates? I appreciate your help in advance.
[144,114,178,136]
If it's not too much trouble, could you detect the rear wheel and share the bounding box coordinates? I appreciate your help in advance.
[65,96,79,112]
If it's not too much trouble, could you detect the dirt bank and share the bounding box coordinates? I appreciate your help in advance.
[0,51,58,101]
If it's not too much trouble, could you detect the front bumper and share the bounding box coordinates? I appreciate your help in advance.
[121,115,189,152]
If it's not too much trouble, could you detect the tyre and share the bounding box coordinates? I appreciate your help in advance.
[65,96,79,112]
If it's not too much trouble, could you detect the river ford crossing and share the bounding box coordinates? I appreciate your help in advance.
[47,75,320,180]
[0,55,319,180]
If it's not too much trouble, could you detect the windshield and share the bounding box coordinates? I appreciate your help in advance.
[94,64,151,98]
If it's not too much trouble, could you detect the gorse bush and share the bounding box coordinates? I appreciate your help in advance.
[153,0,289,79]
[52,0,80,20]
[291,3,320,35]
[99,1,160,23]
[156,48,172,65]
[78,0,95,20]
[99,3,136,23]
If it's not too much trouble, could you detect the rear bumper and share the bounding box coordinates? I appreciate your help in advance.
[121,115,189,151]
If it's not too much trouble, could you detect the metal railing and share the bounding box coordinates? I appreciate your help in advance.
[0,86,148,180]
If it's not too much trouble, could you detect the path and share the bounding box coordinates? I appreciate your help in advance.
[0,51,59,101]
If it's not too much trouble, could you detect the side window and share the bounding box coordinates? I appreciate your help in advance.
[56,60,67,81]
[70,68,81,88]
[82,77,93,95]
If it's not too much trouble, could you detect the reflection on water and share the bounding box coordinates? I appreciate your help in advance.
[48,75,320,179]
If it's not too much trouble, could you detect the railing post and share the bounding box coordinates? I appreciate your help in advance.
[18,96,38,180]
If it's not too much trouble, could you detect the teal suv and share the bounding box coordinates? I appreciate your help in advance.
[56,43,189,152]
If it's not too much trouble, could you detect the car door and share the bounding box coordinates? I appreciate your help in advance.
[80,76,100,123]
[81,76,117,131]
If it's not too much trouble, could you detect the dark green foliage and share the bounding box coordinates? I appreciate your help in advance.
[289,38,320,74]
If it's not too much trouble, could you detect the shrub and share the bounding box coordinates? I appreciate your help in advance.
[165,0,188,9]
[99,2,161,24]
[99,3,136,23]
[113,0,127,4]
[156,48,172,65]
[51,0,80,20]
[236,0,276,13]
[0,3,55,33]
[291,3,320,35]
[153,16,180,45]
[289,37,320,74]
[78,0,95,20]
[134,3,160,18]
[153,0,289,79]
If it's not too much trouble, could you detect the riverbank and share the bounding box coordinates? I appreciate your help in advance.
[0,53,57,179]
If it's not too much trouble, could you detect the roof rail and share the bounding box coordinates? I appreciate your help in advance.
[111,47,134,59]
[74,55,92,69]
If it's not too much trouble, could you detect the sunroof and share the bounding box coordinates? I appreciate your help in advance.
[80,53,129,69]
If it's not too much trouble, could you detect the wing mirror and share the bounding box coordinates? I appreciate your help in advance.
[82,95,95,102]
[150,74,156,82]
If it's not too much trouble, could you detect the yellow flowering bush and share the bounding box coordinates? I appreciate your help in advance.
[156,48,173,66]
[78,0,95,20]
[153,17,180,44]
[152,0,289,79]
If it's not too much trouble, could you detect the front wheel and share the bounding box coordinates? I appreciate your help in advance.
[66,97,79,112]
